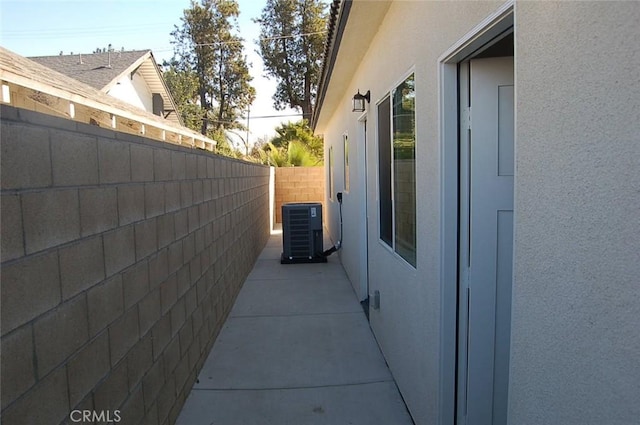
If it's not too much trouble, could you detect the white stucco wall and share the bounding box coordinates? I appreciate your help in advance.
[106,72,153,113]
[319,2,504,424]
[327,126,365,298]
[319,1,639,424]
[509,2,640,424]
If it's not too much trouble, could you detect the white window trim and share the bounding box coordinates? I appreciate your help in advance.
[375,67,417,269]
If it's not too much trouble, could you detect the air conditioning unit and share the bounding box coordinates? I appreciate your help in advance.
[281,202,327,264]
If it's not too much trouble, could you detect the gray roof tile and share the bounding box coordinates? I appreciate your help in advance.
[29,50,151,90]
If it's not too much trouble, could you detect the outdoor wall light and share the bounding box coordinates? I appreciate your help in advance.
[352,90,370,112]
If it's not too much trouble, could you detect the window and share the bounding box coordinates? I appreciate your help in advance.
[393,74,416,266]
[378,73,416,267]
[378,96,392,246]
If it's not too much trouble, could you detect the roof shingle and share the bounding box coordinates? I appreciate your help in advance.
[29,50,151,90]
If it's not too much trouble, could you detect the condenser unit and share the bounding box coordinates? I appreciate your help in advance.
[281,202,327,264]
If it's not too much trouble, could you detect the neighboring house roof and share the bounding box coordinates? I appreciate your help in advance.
[29,49,183,126]
[0,46,215,151]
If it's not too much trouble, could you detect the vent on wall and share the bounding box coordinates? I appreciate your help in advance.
[281,203,326,264]
[152,93,164,117]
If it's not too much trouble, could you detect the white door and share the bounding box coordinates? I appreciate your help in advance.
[458,56,514,425]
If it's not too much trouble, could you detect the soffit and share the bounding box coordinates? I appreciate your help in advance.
[315,0,391,131]
[133,55,182,126]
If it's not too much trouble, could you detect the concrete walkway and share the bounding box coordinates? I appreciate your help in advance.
[176,230,413,425]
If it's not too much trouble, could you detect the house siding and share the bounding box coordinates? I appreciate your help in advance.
[318,1,639,424]
[107,73,153,114]
[0,105,271,424]
[509,2,640,423]
[320,2,505,424]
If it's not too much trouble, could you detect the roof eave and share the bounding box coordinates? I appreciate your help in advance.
[0,46,216,149]
[311,0,350,131]
[100,50,152,93]
[148,51,185,127]
[312,0,392,132]
[102,50,184,127]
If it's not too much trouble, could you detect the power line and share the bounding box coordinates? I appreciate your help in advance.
[140,29,327,55]
[2,23,177,39]
[189,112,303,126]
[189,30,327,48]
[261,30,327,42]
[3,25,326,45]
[3,27,327,58]
[243,113,303,119]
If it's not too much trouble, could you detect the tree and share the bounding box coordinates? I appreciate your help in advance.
[254,141,319,167]
[271,120,323,161]
[162,63,205,131]
[170,0,255,140]
[255,0,328,121]
[250,120,323,166]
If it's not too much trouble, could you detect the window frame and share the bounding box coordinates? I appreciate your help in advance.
[377,95,393,248]
[376,69,417,268]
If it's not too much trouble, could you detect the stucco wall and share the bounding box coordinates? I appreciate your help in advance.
[509,2,640,424]
[274,167,325,223]
[318,1,639,424]
[107,73,153,113]
[318,2,505,424]
[0,105,270,424]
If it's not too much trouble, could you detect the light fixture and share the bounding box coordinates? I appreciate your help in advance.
[352,90,370,112]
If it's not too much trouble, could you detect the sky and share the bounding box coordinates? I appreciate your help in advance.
[0,0,301,147]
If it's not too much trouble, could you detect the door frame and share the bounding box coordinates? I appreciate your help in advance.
[358,112,370,303]
[437,2,514,424]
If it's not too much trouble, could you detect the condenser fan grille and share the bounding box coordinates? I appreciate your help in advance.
[281,203,326,264]
[288,209,311,257]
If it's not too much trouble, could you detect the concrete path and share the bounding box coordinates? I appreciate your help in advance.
[176,230,413,425]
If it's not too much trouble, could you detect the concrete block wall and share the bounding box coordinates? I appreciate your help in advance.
[0,105,270,425]
[274,167,325,223]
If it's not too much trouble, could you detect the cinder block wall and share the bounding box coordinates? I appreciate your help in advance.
[0,105,270,425]
[274,167,325,223]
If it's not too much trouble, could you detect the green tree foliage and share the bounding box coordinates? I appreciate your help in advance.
[251,120,323,166]
[256,141,318,167]
[271,120,323,161]
[170,0,255,153]
[255,0,328,120]
[211,128,241,158]
[162,64,205,131]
